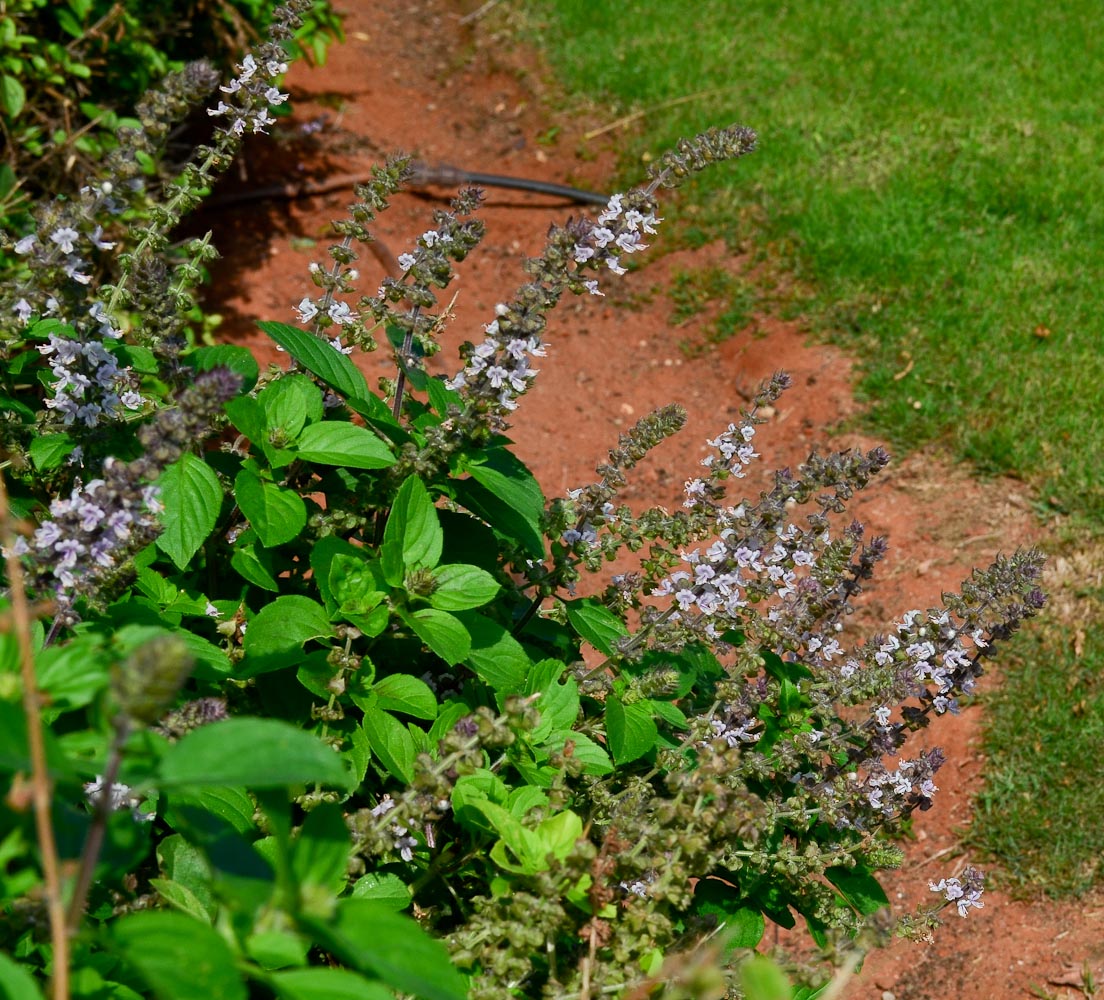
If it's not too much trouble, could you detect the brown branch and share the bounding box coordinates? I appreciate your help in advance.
[0,475,69,1000]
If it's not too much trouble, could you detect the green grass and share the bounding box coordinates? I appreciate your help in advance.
[528,0,1104,522]
[969,620,1104,896]
[523,0,1104,897]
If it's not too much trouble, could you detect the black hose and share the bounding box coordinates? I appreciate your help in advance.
[410,161,610,206]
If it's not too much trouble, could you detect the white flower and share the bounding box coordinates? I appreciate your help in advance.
[294,297,319,323]
[397,253,416,272]
[14,234,36,255]
[50,227,79,254]
[327,301,353,325]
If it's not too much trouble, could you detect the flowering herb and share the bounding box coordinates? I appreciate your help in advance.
[0,17,1043,1000]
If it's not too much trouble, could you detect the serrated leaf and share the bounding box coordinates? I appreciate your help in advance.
[156,454,224,569]
[565,598,629,655]
[173,629,232,681]
[149,878,212,923]
[291,803,351,900]
[372,674,437,720]
[234,467,306,548]
[113,911,246,1000]
[302,899,466,1000]
[259,321,370,400]
[239,596,331,677]
[230,537,279,591]
[453,453,545,558]
[259,376,315,439]
[361,706,415,784]
[383,476,442,576]
[525,663,579,741]
[553,731,613,775]
[426,376,462,416]
[28,433,74,471]
[296,421,395,469]
[190,344,259,390]
[427,563,500,611]
[460,612,530,697]
[605,697,658,765]
[159,719,350,790]
[351,872,411,911]
[825,866,889,916]
[692,880,765,949]
[271,968,394,1000]
[225,395,266,443]
[404,608,470,666]
[162,786,256,836]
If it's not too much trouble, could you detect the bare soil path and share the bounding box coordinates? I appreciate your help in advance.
[194,1,1103,996]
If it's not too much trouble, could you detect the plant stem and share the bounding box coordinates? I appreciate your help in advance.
[391,305,421,422]
[65,716,130,934]
[0,474,70,1000]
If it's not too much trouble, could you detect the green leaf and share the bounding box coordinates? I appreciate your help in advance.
[383,477,443,577]
[259,377,313,439]
[453,450,545,558]
[161,786,256,837]
[552,731,613,775]
[174,630,233,681]
[271,969,394,1000]
[156,454,224,570]
[533,809,583,861]
[825,866,889,917]
[427,563,500,611]
[225,396,266,443]
[524,661,579,739]
[426,376,462,416]
[739,954,791,1000]
[231,536,280,592]
[291,803,351,901]
[296,422,395,469]
[605,697,658,765]
[149,878,212,923]
[190,344,259,391]
[692,880,765,949]
[372,674,437,720]
[302,900,466,1000]
[565,598,629,656]
[351,871,412,911]
[113,911,246,1000]
[361,706,415,784]
[0,75,26,118]
[460,613,529,697]
[159,718,350,790]
[403,608,470,667]
[156,834,215,920]
[240,596,331,677]
[246,931,309,971]
[35,636,109,709]
[309,535,363,609]
[234,467,307,548]
[28,433,74,471]
[259,321,370,400]
[0,952,44,1000]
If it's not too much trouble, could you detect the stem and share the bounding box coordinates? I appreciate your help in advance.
[65,717,130,934]
[391,305,422,422]
[0,474,70,1000]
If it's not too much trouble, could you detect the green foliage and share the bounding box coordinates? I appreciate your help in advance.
[0,15,1044,999]
[0,0,342,225]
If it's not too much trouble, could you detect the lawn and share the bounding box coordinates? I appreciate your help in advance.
[524,0,1104,896]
